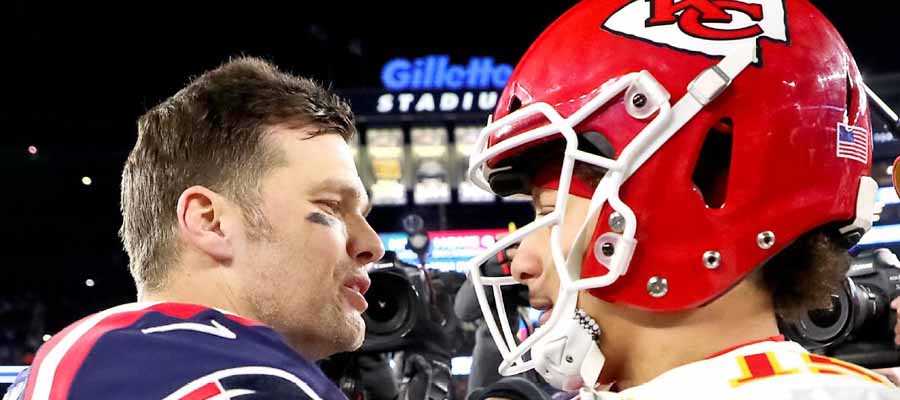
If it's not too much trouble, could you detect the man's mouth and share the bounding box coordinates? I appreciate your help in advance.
[342,275,371,313]
[344,275,371,295]
[530,300,554,325]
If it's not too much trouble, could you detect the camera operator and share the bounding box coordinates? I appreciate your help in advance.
[876,298,900,385]
[891,298,900,348]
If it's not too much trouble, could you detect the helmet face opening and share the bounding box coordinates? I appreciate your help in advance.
[487,132,616,198]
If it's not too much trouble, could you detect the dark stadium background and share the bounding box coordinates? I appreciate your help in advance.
[1,0,898,374]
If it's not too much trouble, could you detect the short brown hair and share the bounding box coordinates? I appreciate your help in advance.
[120,56,357,293]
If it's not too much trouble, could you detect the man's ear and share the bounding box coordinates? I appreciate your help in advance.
[176,186,234,263]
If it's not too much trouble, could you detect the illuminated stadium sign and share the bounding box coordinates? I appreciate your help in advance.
[381,55,512,91]
[364,55,512,115]
[375,91,499,114]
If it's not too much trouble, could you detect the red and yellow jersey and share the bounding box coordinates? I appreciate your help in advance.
[606,339,900,400]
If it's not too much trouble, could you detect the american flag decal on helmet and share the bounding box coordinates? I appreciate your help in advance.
[836,122,869,164]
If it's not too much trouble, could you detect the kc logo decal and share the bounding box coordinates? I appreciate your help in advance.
[603,0,788,62]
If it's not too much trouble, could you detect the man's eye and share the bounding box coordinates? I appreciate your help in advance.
[537,208,554,217]
[317,200,342,215]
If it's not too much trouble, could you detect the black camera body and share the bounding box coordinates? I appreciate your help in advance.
[346,251,457,400]
[781,247,900,368]
[360,251,436,354]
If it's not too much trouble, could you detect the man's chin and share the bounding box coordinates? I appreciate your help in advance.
[343,313,367,352]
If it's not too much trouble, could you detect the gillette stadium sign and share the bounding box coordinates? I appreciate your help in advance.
[372,55,513,114]
[381,55,512,90]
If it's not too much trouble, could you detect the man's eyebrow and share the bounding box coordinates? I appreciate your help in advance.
[310,178,370,214]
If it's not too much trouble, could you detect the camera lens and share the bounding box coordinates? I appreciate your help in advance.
[847,284,887,334]
[783,276,890,349]
[782,279,852,347]
[807,295,842,328]
[363,272,416,336]
[366,287,403,323]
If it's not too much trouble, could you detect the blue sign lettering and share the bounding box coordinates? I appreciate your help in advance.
[382,59,411,90]
[381,55,513,91]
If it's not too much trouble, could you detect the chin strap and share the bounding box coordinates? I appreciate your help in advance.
[531,307,606,392]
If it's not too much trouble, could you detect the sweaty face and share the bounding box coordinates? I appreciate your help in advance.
[235,128,384,360]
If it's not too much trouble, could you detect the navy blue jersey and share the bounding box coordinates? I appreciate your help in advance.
[5,302,346,400]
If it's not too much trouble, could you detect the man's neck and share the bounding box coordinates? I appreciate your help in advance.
[139,291,244,318]
[138,262,257,323]
[600,279,779,390]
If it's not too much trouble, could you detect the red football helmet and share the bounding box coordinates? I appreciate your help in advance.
[466,0,877,390]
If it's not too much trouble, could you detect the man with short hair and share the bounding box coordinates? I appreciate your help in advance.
[6,56,384,400]
[465,0,900,398]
